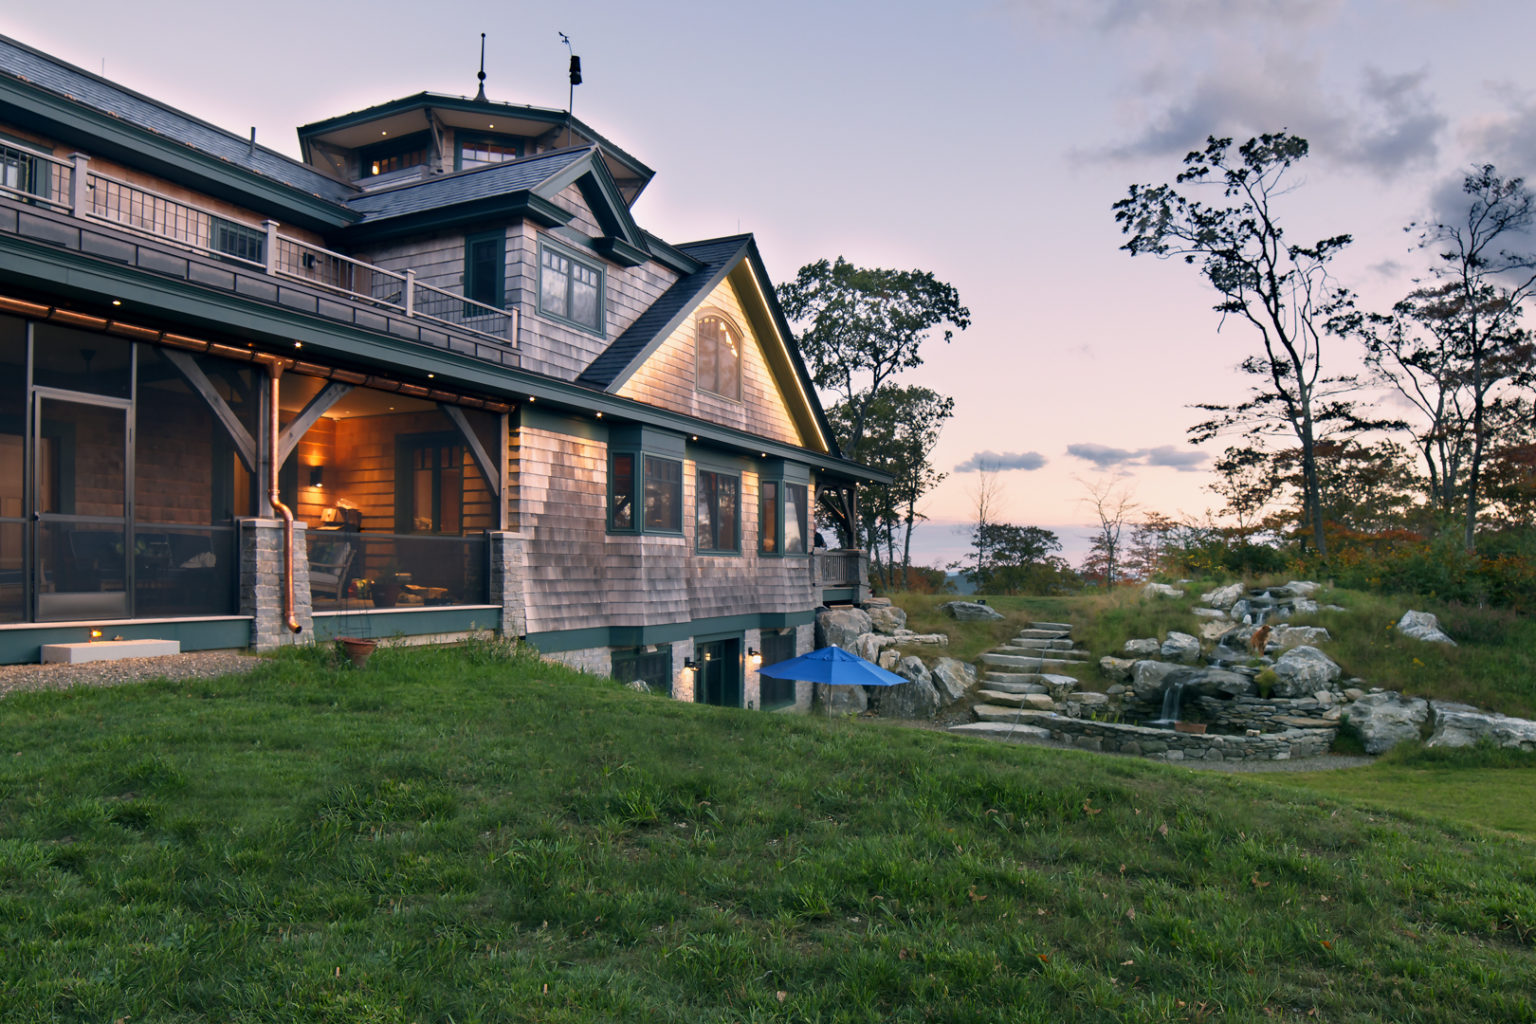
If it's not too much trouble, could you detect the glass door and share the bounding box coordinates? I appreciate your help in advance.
[34,394,132,621]
[696,638,743,708]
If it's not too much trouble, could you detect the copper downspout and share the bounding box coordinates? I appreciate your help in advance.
[267,359,302,634]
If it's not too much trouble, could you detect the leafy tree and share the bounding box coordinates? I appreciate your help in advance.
[1353,166,1536,550]
[1079,477,1138,587]
[830,385,953,590]
[1114,133,1358,557]
[778,257,969,546]
[969,522,1069,594]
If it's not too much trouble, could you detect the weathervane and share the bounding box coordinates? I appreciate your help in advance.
[559,31,582,146]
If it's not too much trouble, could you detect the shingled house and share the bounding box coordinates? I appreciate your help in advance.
[0,35,881,707]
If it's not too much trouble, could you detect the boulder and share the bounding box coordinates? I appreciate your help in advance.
[878,649,899,670]
[872,656,942,719]
[854,632,897,663]
[1160,631,1202,664]
[1192,607,1228,619]
[1123,638,1161,657]
[930,658,976,704]
[817,606,873,650]
[1131,659,1182,700]
[1270,625,1331,650]
[814,681,868,715]
[1202,582,1246,609]
[939,600,1003,622]
[868,603,909,635]
[624,679,650,694]
[1199,668,1256,698]
[1343,692,1429,754]
[1099,656,1136,682]
[1270,645,1342,697]
[1283,580,1322,597]
[1397,610,1456,646]
[1427,704,1536,750]
[1143,583,1185,599]
[1201,621,1235,641]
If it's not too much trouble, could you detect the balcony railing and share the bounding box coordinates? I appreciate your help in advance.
[2,143,517,346]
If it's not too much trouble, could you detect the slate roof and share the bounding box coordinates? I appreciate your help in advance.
[0,34,355,204]
[576,235,751,389]
[344,148,589,223]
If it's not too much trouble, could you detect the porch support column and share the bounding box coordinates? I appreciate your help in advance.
[488,530,529,638]
[240,518,313,650]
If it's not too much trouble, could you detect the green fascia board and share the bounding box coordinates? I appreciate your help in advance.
[0,235,887,484]
[642,232,704,275]
[0,77,356,232]
[311,606,500,641]
[532,150,649,257]
[593,235,649,268]
[821,588,859,604]
[526,610,815,654]
[609,423,687,458]
[340,191,571,247]
[0,617,252,665]
[297,93,655,197]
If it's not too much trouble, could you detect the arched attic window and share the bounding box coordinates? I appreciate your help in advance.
[695,312,741,401]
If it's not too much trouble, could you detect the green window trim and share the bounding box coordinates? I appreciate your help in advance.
[465,230,506,310]
[758,462,811,558]
[695,468,740,554]
[608,450,683,535]
[0,132,52,202]
[537,238,605,336]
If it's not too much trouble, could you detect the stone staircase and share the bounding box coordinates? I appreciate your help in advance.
[952,621,1103,740]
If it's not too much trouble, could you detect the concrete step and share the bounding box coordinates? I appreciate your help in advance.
[949,721,1054,743]
[977,689,1057,709]
[1031,621,1074,632]
[973,703,1061,724]
[1016,628,1071,640]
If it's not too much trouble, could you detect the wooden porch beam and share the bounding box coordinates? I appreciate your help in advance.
[439,403,501,501]
[163,349,256,471]
[278,382,352,463]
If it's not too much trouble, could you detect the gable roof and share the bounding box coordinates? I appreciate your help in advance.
[577,234,839,458]
[0,33,357,227]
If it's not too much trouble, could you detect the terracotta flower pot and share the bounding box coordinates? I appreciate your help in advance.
[1174,721,1207,735]
[338,636,377,668]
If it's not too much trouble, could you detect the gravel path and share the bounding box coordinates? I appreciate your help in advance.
[0,651,262,699]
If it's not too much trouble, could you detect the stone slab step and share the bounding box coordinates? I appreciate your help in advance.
[977,689,1057,709]
[41,638,180,664]
[996,646,1091,661]
[985,652,1091,669]
[1273,716,1338,730]
[973,703,1062,724]
[1016,628,1071,640]
[949,722,1054,743]
[1031,621,1074,632]
[1008,637,1075,650]
[982,680,1049,695]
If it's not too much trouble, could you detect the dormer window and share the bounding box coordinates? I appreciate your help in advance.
[696,312,741,401]
[538,240,604,334]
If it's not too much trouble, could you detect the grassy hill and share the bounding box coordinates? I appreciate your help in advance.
[1,639,1532,1022]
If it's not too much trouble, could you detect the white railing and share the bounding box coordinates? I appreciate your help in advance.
[1,143,517,346]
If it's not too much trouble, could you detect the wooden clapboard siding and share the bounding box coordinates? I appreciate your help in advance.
[293,414,335,524]
[616,277,803,446]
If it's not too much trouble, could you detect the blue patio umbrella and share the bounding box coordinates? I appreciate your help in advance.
[757,645,907,702]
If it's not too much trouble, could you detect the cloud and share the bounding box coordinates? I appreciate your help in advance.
[1067,442,1208,473]
[953,450,1048,472]
[1009,0,1340,33]
[1105,57,1444,179]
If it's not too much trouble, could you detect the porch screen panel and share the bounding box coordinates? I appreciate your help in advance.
[36,399,129,621]
[0,317,23,622]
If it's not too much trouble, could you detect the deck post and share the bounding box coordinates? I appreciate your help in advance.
[70,153,89,216]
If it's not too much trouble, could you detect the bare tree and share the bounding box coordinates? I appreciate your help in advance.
[1079,477,1139,587]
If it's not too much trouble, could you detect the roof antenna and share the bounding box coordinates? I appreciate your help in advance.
[475,32,487,102]
[559,31,581,147]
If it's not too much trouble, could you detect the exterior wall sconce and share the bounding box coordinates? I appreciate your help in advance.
[748,647,761,666]
[683,658,697,673]
[89,629,103,640]
[309,465,324,488]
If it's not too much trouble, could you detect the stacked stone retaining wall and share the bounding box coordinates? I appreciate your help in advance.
[1011,713,1335,762]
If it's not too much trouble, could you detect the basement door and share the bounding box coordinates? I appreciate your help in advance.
[695,638,742,708]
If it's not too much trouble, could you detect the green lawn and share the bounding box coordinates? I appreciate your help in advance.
[1,640,1532,1022]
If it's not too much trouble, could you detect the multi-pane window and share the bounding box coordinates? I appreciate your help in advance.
[696,469,739,553]
[361,134,430,178]
[610,452,636,531]
[211,218,265,265]
[696,314,741,400]
[539,244,603,332]
[642,455,681,532]
[0,140,47,200]
[457,135,522,170]
[403,441,464,534]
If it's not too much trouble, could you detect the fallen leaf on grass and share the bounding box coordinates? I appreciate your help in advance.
[776,991,787,1003]
[1250,872,1270,889]
[1082,799,1101,816]
[1157,822,1169,838]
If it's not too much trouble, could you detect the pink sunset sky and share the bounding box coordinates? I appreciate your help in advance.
[7,0,1535,567]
